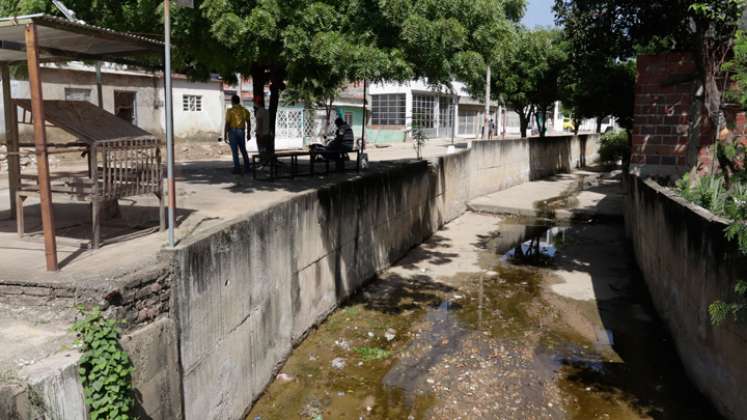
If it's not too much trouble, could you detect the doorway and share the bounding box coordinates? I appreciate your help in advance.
[114,91,137,124]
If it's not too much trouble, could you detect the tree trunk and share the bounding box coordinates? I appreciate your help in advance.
[572,117,581,135]
[519,113,529,139]
[535,108,547,138]
[624,128,633,170]
[250,65,266,108]
[251,65,269,159]
[691,19,734,175]
[268,67,286,152]
[325,97,334,137]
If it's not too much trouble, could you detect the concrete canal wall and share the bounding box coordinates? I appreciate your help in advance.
[624,176,747,420]
[169,134,599,420]
[0,135,598,420]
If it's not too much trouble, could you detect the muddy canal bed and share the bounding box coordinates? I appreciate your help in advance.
[248,213,722,420]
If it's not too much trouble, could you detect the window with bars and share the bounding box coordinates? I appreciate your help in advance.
[64,88,92,102]
[371,94,405,125]
[439,96,453,128]
[343,111,353,125]
[458,110,480,135]
[183,95,202,112]
[412,94,435,129]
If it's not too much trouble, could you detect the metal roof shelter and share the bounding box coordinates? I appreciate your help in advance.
[0,14,163,271]
[0,14,161,63]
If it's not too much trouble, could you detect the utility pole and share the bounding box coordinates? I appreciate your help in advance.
[164,0,175,247]
[163,1,193,247]
[483,66,490,140]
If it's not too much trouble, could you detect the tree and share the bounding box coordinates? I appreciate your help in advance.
[469,28,567,138]
[182,0,520,148]
[560,58,635,134]
[8,0,520,148]
[526,29,567,137]
[555,0,746,171]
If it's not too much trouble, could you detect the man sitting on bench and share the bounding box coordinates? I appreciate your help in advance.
[325,117,355,170]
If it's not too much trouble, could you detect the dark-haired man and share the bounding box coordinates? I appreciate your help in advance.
[224,94,251,174]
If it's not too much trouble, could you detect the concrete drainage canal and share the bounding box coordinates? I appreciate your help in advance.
[247,212,723,420]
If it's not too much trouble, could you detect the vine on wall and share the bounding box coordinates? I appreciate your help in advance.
[71,307,135,420]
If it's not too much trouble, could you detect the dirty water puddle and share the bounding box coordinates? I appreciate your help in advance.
[247,218,723,420]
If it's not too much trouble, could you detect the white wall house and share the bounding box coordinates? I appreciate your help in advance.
[0,62,224,143]
[369,79,618,140]
[368,80,502,141]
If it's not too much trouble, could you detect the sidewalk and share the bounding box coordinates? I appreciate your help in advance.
[0,137,513,281]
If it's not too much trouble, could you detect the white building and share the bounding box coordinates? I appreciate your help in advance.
[367,80,502,142]
[0,62,224,143]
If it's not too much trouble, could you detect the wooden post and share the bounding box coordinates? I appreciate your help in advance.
[95,62,103,108]
[2,62,20,219]
[25,23,58,271]
[361,80,367,151]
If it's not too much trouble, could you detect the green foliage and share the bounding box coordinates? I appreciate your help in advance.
[689,0,746,25]
[553,0,708,61]
[598,130,630,166]
[354,346,391,361]
[724,183,747,254]
[555,0,744,135]
[8,0,523,148]
[675,173,728,215]
[71,307,134,420]
[560,58,636,132]
[724,31,747,108]
[466,28,567,138]
[677,174,747,326]
[709,285,747,325]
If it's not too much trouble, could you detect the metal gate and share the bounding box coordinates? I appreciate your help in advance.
[245,107,306,151]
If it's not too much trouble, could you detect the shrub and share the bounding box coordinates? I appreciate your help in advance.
[598,130,630,166]
[676,173,747,325]
[675,173,728,215]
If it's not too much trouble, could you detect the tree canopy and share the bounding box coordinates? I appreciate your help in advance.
[5,0,523,145]
[555,0,746,165]
[466,27,566,138]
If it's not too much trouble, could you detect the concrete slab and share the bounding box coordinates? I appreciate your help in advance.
[467,170,624,221]
[18,350,86,420]
[468,173,579,217]
[0,303,76,377]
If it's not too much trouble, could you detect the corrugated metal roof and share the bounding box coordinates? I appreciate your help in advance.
[14,99,154,143]
[0,14,161,64]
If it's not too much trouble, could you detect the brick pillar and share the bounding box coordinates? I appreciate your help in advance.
[631,52,705,178]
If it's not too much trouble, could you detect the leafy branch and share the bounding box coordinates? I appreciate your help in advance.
[71,307,135,420]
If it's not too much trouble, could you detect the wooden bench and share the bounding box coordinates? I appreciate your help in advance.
[252,148,361,180]
[15,137,164,249]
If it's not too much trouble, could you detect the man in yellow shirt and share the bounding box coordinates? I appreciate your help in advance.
[224,94,252,174]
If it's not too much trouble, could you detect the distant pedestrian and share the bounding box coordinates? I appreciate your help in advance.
[329,117,355,152]
[489,118,496,139]
[224,94,251,174]
[324,117,355,171]
[253,96,272,163]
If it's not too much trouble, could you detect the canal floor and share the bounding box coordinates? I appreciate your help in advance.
[247,212,723,420]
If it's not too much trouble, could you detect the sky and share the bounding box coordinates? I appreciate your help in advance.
[521,0,557,28]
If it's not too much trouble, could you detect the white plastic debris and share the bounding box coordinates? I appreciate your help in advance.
[335,339,352,351]
[384,328,397,342]
[331,357,346,369]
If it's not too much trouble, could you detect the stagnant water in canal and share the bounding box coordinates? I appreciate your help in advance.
[248,214,723,420]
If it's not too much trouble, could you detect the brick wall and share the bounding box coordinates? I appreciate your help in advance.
[632,52,704,178]
[0,264,172,331]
